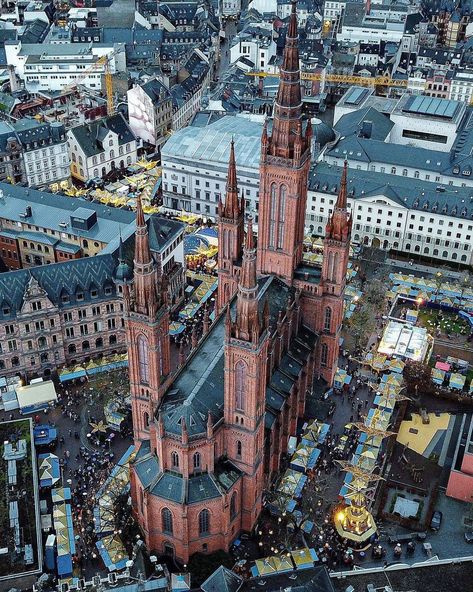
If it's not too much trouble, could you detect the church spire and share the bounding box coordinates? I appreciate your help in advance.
[269,0,304,159]
[133,192,159,316]
[234,217,260,342]
[325,161,352,242]
[220,138,242,219]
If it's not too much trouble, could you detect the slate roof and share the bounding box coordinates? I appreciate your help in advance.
[157,275,316,438]
[134,453,160,489]
[140,78,171,104]
[0,182,135,243]
[68,113,136,158]
[0,254,117,317]
[201,566,243,592]
[333,107,394,141]
[309,162,473,219]
[240,566,334,592]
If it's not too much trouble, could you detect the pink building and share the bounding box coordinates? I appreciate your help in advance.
[446,414,473,502]
[127,2,352,563]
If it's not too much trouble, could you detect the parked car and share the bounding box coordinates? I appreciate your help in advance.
[464,532,473,543]
[430,510,443,531]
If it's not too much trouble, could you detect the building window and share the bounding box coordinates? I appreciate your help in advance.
[162,508,173,534]
[144,412,149,428]
[321,343,328,367]
[171,451,179,468]
[193,452,201,470]
[324,306,332,332]
[236,440,242,458]
[235,360,247,412]
[199,509,210,535]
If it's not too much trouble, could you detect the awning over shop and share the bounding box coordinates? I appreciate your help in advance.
[96,535,128,572]
[17,380,57,412]
[449,373,466,390]
[38,453,61,487]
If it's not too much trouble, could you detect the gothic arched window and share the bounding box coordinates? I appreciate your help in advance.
[321,343,328,367]
[162,508,173,534]
[269,183,277,247]
[144,412,149,428]
[324,307,332,332]
[137,334,150,384]
[171,451,179,468]
[199,509,210,535]
[236,440,242,457]
[235,360,247,412]
[277,185,286,249]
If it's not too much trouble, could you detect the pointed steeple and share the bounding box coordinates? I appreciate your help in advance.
[133,192,159,316]
[134,193,152,266]
[325,161,351,242]
[223,139,240,219]
[269,0,305,159]
[235,217,260,342]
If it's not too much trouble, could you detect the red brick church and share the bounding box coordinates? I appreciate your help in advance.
[127,2,351,563]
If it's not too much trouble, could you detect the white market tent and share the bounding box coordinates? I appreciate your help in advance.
[16,380,58,413]
[378,321,432,363]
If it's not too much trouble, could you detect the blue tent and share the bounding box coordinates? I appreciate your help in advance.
[34,424,57,447]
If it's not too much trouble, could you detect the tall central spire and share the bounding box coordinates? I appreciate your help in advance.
[269,0,303,159]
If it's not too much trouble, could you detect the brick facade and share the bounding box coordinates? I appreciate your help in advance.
[129,3,350,563]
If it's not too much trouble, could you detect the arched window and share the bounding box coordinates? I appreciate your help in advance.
[11,356,19,367]
[96,337,103,348]
[38,336,46,348]
[144,412,149,428]
[82,340,90,350]
[162,508,173,534]
[235,360,247,412]
[236,440,242,458]
[321,343,328,367]
[40,352,48,363]
[442,250,448,258]
[424,247,429,254]
[137,335,150,384]
[171,451,179,468]
[414,245,420,253]
[405,243,411,251]
[452,252,457,260]
[433,249,439,256]
[269,183,277,247]
[68,344,76,354]
[230,492,237,519]
[199,509,210,535]
[193,452,201,470]
[277,185,286,249]
[324,307,332,332]
[461,255,467,262]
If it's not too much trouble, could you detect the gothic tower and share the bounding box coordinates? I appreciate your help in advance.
[224,218,269,531]
[257,0,312,283]
[124,195,171,441]
[217,139,245,312]
[317,161,352,383]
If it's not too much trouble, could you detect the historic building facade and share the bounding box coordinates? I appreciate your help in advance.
[129,2,351,563]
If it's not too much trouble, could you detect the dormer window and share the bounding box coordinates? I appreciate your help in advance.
[77,292,84,301]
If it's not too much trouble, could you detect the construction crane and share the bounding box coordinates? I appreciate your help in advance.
[62,47,124,114]
[245,70,408,88]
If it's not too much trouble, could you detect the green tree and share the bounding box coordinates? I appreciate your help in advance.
[346,305,376,351]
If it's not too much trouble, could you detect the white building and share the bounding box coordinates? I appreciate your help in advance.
[5,41,126,93]
[307,162,473,266]
[15,120,71,188]
[338,3,407,44]
[222,0,241,17]
[230,27,276,72]
[449,69,473,104]
[67,114,137,183]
